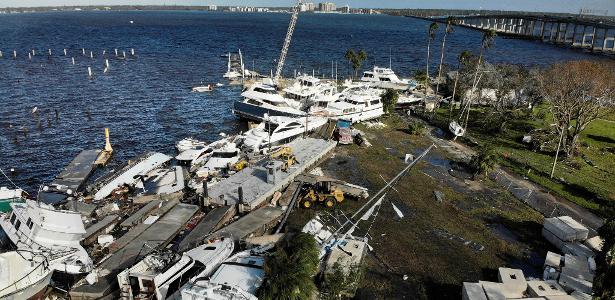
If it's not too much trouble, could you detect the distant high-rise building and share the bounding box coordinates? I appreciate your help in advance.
[318,2,336,12]
[208,5,217,11]
[340,4,350,13]
[300,2,316,12]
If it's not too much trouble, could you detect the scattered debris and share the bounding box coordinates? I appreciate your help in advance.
[433,190,445,203]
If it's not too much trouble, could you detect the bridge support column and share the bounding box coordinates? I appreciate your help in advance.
[540,21,546,40]
[555,23,562,43]
[591,26,597,51]
[571,23,578,45]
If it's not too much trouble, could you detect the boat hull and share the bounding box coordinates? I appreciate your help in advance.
[232,101,305,122]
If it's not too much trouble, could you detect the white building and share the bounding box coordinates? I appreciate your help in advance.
[318,2,336,12]
[300,2,316,11]
[208,5,217,11]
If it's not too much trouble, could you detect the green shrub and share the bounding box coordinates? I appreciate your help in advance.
[408,122,427,136]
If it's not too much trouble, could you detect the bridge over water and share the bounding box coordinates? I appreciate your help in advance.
[426,14,615,54]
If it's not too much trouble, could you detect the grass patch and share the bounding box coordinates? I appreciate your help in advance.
[426,105,615,217]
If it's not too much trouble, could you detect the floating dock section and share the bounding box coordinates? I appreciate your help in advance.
[52,149,101,191]
[208,206,284,241]
[208,138,336,210]
[70,202,198,300]
[178,205,236,252]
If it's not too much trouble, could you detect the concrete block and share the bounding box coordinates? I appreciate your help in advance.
[497,268,527,294]
[479,281,524,300]
[558,273,592,295]
[570,290,592,300]
[562,242,594,258]
[584,236,603,252]
[544,251,563,269]
[543,228,566,249]
[544,217,587,242]
[527,280,567,297]
[544,295,577,300]
[557,216,588,240]
[462,282,488,300]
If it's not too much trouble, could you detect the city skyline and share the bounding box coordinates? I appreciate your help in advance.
[1,0,614,15]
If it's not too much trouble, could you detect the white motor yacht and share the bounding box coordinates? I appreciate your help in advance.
[360,66,414,90]
[241,116,328,152]
[233,82,305,121]
[180,245,271,300]
[315,87,385,123]
[0,250,53,299]
[192,85,213,93]
[176,138,208,152]
[0,199,94,274]
[396,91,423,109]
[117,239,234,300]
[194,141,241,178]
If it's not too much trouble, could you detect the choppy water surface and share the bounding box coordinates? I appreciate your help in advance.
[0,11,595,192]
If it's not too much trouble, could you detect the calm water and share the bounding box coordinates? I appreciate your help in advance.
[0,11,594,192]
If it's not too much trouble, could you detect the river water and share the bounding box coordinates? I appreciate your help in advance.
[0,11,596,192]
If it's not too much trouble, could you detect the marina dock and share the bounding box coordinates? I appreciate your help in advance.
[208,137,336,210]
[208,206,285,241]
[177,205,237,252]
[70,202,199,299]
[52,149,101,191]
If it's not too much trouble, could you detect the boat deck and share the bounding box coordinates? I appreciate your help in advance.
[52,149,101,191]
[208,137,336,210]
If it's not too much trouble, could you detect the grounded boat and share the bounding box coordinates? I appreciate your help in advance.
[137,166,185,196]
[0,187,24,213]
[360,66,415,90]
[176,138,208,153]
[314,86,384,123]
[0,199,94,275]
[180,245,270,300]
[194,141,241,178]
[241,116,328,152]
[233,82,306,121]
[449,121,465,137]
[0,250,53,299]
[396,91,423,109]
[117,239,234,300]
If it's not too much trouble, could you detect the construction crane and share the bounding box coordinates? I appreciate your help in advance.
[273,0,303,83]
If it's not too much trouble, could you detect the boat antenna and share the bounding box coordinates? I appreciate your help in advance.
[389,47,392,69]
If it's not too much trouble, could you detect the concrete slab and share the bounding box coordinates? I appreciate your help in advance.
[562,242,594,258]
[178,205,236,252]
[462,282,488,300]
[527,280,567,297]
[545,251,563,269]
[84,214,120,246]
[53,149,101,191]
[210,206,284,241]
[558,272,593,295]
[479,281,524,300]
[208,138,336,210]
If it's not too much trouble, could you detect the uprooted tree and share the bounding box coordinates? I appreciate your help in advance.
[539,60,615,157]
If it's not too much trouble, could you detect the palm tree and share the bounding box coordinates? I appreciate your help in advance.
[435,17,456,95]
[425,22,439,95]
[345,49,368,79]
[449,50,472,120]
[462,29,496,133]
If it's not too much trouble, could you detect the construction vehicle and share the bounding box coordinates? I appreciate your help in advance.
[297,174,369,209]
[300,185,345,208]
[231,159,248,172]
[270,146,297,172]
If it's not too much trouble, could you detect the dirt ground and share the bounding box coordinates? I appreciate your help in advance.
[285,116,557,299]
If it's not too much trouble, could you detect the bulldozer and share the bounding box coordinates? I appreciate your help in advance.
[300,185,345,208]
[231,159,248,172]
[269,146,297,172]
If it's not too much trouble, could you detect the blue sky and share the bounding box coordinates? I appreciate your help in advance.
[1,0,614,15]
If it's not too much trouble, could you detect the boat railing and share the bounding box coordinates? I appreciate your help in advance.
[0,252,49,296]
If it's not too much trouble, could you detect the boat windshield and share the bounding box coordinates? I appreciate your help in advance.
[254,87,277,95]
[212,151,238,158]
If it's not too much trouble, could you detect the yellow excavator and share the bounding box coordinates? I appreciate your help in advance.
[232,159,248,171]
[270,146,297,172]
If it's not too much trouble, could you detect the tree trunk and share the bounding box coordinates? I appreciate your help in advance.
[436,32,448,95]
[463,51,483,133]
[426,40,431,96]
[449,63,460,121]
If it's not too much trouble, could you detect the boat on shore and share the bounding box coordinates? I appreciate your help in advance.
[0,199,94,275]
[117,238,234,300]
[233,82,306,121]
[0,250,53,299]
[313,86,384,123]
[241,116,328,152]
[180,245,270,300]
[360,66,415,90]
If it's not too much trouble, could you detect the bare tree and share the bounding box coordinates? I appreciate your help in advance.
[540,60,615,158]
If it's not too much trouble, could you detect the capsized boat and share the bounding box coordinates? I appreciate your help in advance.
[449,121,465,137]
[0,187,24,213]
[0,251,53,299]
[194,141,241,178]
[117,238,234,300]
[136,166,185,196]
[180,245,271,300]
[241,116,328,152]
[0,199,94,274]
